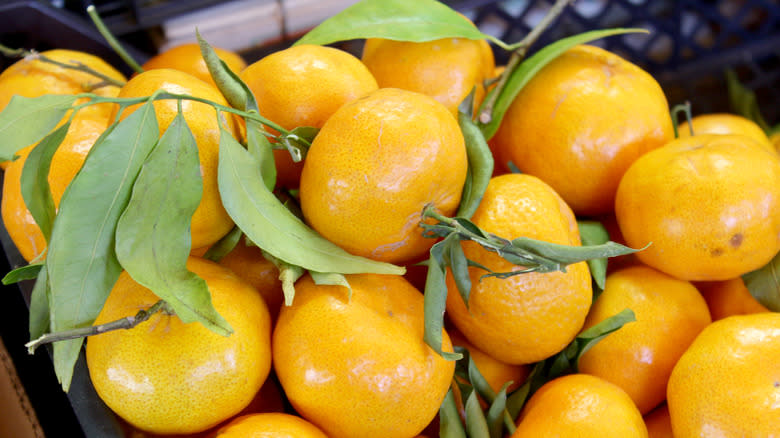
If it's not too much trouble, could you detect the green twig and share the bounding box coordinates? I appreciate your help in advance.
[25,300,171,354]
[0,43,126,88]
[478,0,574,124]
[86,5,144,74]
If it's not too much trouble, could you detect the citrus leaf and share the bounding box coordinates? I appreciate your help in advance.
[478,28,648,140]
[440,388,467,438]
[217,127,405,276]
[726,69,770,133]
[310,271,352,300]
[572,308,635,371]
[456,107,494,219]
[505,361,545,418]
[202,226,242,262]
[577,220,611,290]
[511,236,640,266]
[28,267,50,340]
[198,31,250,112]
[279,126,318,163]
[20,122,70,242]
[423,238,462,360]
[447,236,471,306]
[45,101,159,391]
[464,388,491,438]
[486,383,512,438]
[295,0,493,47]
[115,110,232,336]
[2,263,42,285]
[742,251,780,311]
[0,94,78,161]
[246,120,277,191]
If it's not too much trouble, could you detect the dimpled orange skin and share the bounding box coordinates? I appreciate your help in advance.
[86,256,272,435]
[693,277,770,321]
[615,133,780,281]
[239,44,378,189]
[446,173,592,365]
[113,68,238,250]
[490,44,674,216]
[1,109,112,261]
[361,35,495,115]
[511,373,648,437]
[666,313,780,436]
[678,113,775,153]
[214,413,328,438]
[141,43,247,88]
[299,88,467,264]
[272,274,456,438]
[578,265,712,415]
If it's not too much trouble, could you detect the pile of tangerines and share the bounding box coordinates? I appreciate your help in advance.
[0,1,778,437]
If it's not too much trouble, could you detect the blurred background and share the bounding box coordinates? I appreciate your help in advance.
[0,1,778,437]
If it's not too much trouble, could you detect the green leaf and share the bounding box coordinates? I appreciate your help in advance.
[464,388,491,438]
[505,361,545,418]
[577,220,611,290]
[456,107,494,219]
[486,383,512,438]
[217,127,405,276]
[478,28,648,140]
[440,388,467,438]
[263,249,305,306]
[2,263,42,285]
[0,94,78,161]
[447,236,471,306]
[742,251,780,311]
[202,226,242,262]
[279,126,318,163]
[572,308,635,371]
[197,31,250,111]
[45,101,159,391]
[726,69,770,133]
[295,0,493,47]
[311,271,352,299]
[20,122,71,242]
[511,236,640,266]
[423,239,461,360]
[115,110,232,336]
[28,267,50,341]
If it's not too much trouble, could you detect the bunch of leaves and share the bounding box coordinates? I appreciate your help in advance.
[439,308,635,437]
[0,39,402,391]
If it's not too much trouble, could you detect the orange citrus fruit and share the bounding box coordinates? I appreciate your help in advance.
[511,373,648,437]
[217,238,283,322]
[644,403,674,438]
[214,412,328,438]
[490,44,674,215]
[141,43,247,88]
[1,109,112,261]
[450,328,529,394]
[0,48,125,112]
[445,173,592,365]
[113,68,239,250]
[666,313,780,436]
[615,133,780,281]
[299,87,467,264]
[578,265,712,414]
[693,276,770,321]
[678,112,774,153]
[272,273,455,438]
[361,29,495,114]
[86,256,272,435]
[239,44,378,189]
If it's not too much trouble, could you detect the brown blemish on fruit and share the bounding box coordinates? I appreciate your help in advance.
[730,233,743,248]
[710,247,724,257]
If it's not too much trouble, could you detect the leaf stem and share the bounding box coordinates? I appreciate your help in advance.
[478,0,574,124]
[25,300,171,354]
[86,5,144,74]
[0,44,126,88]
